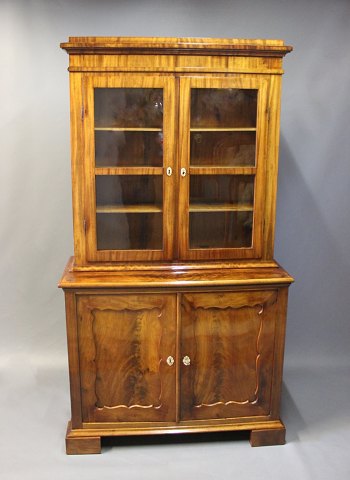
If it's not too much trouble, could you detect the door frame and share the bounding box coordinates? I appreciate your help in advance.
[82,74,176,263]
[178,75,268,261]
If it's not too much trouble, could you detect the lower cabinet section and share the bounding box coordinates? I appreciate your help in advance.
[64,284,290,453]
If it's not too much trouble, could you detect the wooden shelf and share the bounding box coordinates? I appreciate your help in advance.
[95,127,162,132]
[190,128,256,132]
[190,203,254,212]
[95,167,163,176]
[96,204,162,214]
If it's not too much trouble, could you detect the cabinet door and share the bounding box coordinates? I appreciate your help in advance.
[178,76,268,260]
[83,75,176,262]
[77,294,176,423]
[180,290,278,421]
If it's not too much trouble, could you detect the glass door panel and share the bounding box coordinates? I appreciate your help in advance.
[179,77,266,260]
[191,88,257,128]
[190,131,256,167]
[85,76,175,262]
[95,131,163,167]
[189,175,254,249]
[97,213,163,251]
[94,88,163,128]
[95,175,163,250]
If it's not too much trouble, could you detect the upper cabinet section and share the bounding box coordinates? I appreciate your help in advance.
[61,37,292,268]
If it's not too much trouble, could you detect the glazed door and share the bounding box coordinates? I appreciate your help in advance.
[84,75,176,262]
[178,76,268,260]
[179,290,277,421]
[77,294,176,423]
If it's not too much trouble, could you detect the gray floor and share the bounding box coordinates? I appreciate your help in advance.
[1,359,349,479]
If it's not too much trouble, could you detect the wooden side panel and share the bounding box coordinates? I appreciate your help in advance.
[69,73,86,265]
[262,75,282,259]
[180,290,278,421]
[77,294,176,423]
[64,291,82,428]
[269,286,289,418]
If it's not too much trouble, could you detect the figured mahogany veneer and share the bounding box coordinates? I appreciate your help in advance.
[60,37,293,454]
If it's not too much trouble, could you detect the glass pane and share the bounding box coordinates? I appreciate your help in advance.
[95,175,163,250]
[97,213,162,250]
[189,212,253,249]
[95,131,163,167]
[94,88,163,128]
[189,175,254,249]
[191,89,257,128]
[190,175,254,208]
[96,175,162,208]
[190,131,256,167]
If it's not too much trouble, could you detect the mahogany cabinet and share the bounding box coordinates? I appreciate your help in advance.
[59,37,293,454]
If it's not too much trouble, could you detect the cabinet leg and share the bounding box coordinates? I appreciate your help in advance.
[66,435,101,455]
[250,426,286,447]
[66,422,101,454]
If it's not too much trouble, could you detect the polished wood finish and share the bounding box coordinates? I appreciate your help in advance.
[64,291,82,428]
[60,37,293,453]
[61,37,292,57]
[180,291,278,421]
[77,294,176,423]
[59,257,293,289]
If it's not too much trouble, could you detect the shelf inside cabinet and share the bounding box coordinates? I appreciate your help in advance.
[95,167,163,175]
[189,203,253,212]
[95,127,162,132]
[190,128,256,132]
[189,166,256,175]
[96,204,163,214]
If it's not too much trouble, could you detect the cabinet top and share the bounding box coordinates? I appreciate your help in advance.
[60,37,292,57]
[59,258,294,289]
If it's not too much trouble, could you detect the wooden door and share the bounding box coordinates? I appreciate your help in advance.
[77,294,176,423]
[83,74,176,262]
[180,290,278,421]
[178,76,268,261]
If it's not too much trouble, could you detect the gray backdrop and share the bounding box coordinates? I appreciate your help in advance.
[1,0,349,478]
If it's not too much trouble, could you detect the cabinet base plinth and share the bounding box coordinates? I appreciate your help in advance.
[250,424,286,447]
[65,420,286,454]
